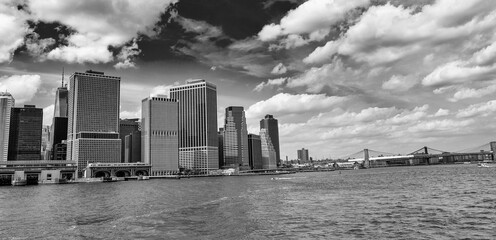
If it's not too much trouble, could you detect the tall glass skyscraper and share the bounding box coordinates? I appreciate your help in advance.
[260,114,280,166]
[170,79,218,174]
[49,85,68,159]
[0,92,14,161]
[8,105,43,160]
[142,96,179,175]
[223,106,249,169]
[260,128,277,169]
[67,70,121,177]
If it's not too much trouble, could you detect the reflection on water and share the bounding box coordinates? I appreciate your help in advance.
[1,165,495,239]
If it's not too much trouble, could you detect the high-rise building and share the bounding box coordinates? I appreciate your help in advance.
[8,105,43,160]
[297,148,309,163]
[142,96,179,175]
[260,129,276,169]
[260,114,280,166]
[49,85,68,159]
[248,134,263,169]
[67,70,121,177]
[41,126,50,160]
[125,131,141,163]
[120,118,140,163]
[223,106,249,169]
[218,128,224,168]
[0,92,14,161]
[170,79,218,174]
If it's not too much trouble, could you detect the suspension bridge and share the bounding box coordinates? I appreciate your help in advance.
[335,141,496,168]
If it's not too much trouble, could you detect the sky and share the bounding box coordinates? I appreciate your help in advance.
[1,0,496,160]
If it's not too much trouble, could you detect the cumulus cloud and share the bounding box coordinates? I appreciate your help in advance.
[456,100,496,118]
[253,78,288,92]
[449,84,496,102]
[433,108,450,117]
[271,63,288,75]
[382,74,419,91]
[114,38,141,69]
[0,75,42,104]
[29,0,177,64]
[422,60,496,87]
[245,93,346,119]
[0,2,29,63]
[258,0,369,47]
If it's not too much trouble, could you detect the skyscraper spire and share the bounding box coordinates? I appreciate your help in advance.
[61,67,65,87]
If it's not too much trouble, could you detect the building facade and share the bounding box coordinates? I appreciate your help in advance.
[170,79,218,174]
[8,105,43,160]
[218,128,224,168]
[67,70,121,177]
[142,96,179,175]
[49,86,68,160]
[0,92,14,161]
[124,131,141,163]
[297,148,309,163]
[120,118,140,163]
[260,114,280,166]
[248,134,263,169]
[223,106,249,169]
[260,129,277,169]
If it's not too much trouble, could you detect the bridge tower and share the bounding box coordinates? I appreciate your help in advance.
[363,149,370,168]
[490,141,496,160]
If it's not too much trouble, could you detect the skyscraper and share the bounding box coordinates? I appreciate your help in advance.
[223,106,249,169]
[260,128,277,169]
[260,114,280,166]
[297,148,309,163]
[8,105,43,160]
[218,128,224,168]
[67,70,121,177]
[50,85,68,160]
[142,96,179,175]
[125,131,141,163]
[248,134,262,169]
[170,79,218,174]
[119,118,140,163]
[0,92,14,161]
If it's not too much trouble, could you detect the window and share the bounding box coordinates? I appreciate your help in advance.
[47,174,52,180]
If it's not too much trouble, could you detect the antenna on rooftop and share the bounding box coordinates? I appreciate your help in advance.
[61,67,65,87]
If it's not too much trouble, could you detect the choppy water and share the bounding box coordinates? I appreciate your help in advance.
[1,164,495,239]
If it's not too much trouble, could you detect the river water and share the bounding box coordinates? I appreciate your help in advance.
[1,164,495,239]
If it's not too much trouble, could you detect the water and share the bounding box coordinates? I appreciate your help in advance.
[1,164,495,239]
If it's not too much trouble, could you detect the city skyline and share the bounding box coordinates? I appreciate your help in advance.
[2,0,496,159]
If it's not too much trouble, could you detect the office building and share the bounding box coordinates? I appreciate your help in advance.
[142,96,179,175]
[297,148,309,163]
[260,114,280,166]
[41,126,50,160]
[120,118,140,163]
[125,131,141,163]
[248,134,263,169]
[0,92,14,161]
[8,105,43,160]
[49,85,68,159]
[218,128,224,168]
[223,106,249,169]
[50,117,68,159]
[67,70,121,177]
[170,79,218,174]
[260,129,276,169]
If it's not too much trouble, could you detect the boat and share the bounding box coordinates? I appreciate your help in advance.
[11,178,27,186]
[478,162,496,168]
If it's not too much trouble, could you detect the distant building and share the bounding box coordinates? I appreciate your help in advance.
[297,148,309,163]
[124,131,141,163]
[0,92,15,161]
[223,106,249,169]
[170,79,218,174]
[248,134,263,169]
[8,105,43,160]
[67,70,121,177]
[260,129,277,169]
[120,118,140,163]
[260,114,280,166]
[41,126,50,160]
[218,128,224,168]
[142,96,179,175]
[49,86,68,160]
[53,141,67,160]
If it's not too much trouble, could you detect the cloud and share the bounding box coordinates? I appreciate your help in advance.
[448,84,496,102]
[304,1,496,65]
[120,109,141,119]
[422,60,496,87]
[271,63,288,75]
[43,104,54,126]
[28,0,177,64]
[245,93,346,119]
[382,74,419,91]
[456,100,496,118]
[433,108,449,117]
[114,38,141,69]
[258,0,369,46]
[0,75,42,104]
[149,84,178,97]
[0,2,29,63]
[253,77,288,92]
